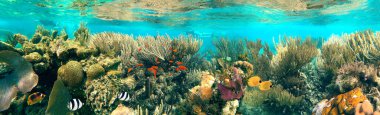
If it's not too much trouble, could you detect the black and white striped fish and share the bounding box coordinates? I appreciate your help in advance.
[118,92,131,101]
[67,99,83,111]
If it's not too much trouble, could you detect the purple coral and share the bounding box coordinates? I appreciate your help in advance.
[218,68,245,101]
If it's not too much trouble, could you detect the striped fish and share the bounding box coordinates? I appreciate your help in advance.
[67,99,83,111]
[118,92,131,101]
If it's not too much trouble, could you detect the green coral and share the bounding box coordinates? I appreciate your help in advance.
[57,61,84,88]
[241,86,303,114]
[272,37,318,96]
[212,38,246,62]
[74,23,90,46]
[246,39,273,80]
[86,64,105,82]
[321,36,355,73]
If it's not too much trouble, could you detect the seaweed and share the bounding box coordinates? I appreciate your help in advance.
[271,37,318,96]
[212,37,246,63]
[74,22,90,46]
[246,39,273,80]
[346,30,380,64]
[241,86,303,114]
[321,35,355,73]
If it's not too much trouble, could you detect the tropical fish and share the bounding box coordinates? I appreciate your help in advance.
[147,66,158,78]
[176,65,187,72]
[27,92,46,105]
[172,49,178,53]
[136,63,144,67]
[259,81,272,91]
[176,61,183,65]
[67,98,83,111]
[118,92,131,101]
[169,60,174,63]
[247,76,261,87]
[127,68,133,73]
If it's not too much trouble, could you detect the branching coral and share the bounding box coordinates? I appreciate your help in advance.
[346,30,380,64]
[246,39,273,79]
[212,38,246,62]
[91,32,137,56]
[74,23,90,46]
[321,35,356,72]
[271,37,318,96]
[136,35,172,62]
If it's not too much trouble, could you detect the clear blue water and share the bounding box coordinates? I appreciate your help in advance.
[1,0,380,114]
[0,0,379,41]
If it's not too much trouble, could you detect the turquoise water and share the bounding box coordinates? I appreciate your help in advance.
[1,0,380,115]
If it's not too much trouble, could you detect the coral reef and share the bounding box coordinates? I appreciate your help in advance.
[246,39,273,80]
[74,23,90,46]
[241,86,303,114]
[212,38,246,62]
[85,64,105,84]
[85,75,129,114]
[0,50,38,111]
[312,87,367,115]
[57,61,84,88]
[271,37,318,96]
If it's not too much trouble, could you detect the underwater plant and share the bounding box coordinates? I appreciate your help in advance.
[320,35,356,73]
[246,39,273,79]
[212,37,247,63]
[240,86,303,114]
[91,32,136,56]
[74,23,90,46]
[346,30,380,64]
[271,37,318,96]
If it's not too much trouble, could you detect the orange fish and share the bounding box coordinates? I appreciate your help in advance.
[27,92,46,105]
[128,68,133,73]
[172,49,178,53]
[151,66,158,70]
[259,81,272,91]
[169,60,174,63]
[136,63,144,67]
[176,65,187,72]
[138,47,142,52]
[176,61,183,65]
[247,76,261,87]
[147,67,157,78]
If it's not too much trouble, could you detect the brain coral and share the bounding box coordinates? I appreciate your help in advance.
[57,61,84,88]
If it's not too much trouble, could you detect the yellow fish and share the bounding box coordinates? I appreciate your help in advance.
[259,81,272,91]
[27,92,46,105]
[247,76,261,87]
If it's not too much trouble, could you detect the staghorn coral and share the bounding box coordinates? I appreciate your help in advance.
[271,37,318,96]
[57,61,84,88]
[171,35,203,58]
[246,39,273,79]
[241,86,303,114]
[86,75,129,115]
[74,23,90,46]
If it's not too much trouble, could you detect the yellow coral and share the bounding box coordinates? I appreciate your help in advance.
[315,88,367,115]
[199,86,213,101]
